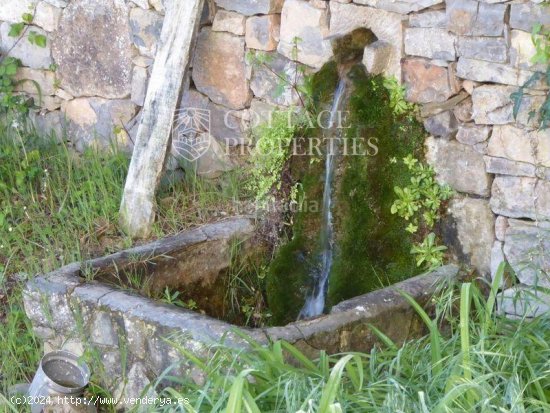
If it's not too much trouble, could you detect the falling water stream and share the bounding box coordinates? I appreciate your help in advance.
[298,77,347,319]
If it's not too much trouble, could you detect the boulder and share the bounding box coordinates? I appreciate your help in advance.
[129,7,163,58]
[0,23,52,69]
[503,219,550,288]
[426,136,491,196]
[214,0,283,16]
[192,28,251,110]
[212,10,246,35]
[278,0,332,69]
[403,59,459,103]
[490,176,550,220]
[52,0,133,98]
[330,2,406,79]
[353,0,443,14]
[250,52,304,106]
[446,197,494,275]
[246,14,280,51]
[404,28,456,61]
[457,37,508,63]
[446,0,506,36]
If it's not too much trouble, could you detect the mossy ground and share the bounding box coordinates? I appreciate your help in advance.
[328,68,426,306]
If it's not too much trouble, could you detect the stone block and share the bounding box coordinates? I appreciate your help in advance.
[490,176,550,220]
[278,0,332,69]
[131,66,148,106]
[403,58,459,103]
[353,0,443,14]
[495,215,508,241]
[13,67,56,96]
[129,7,163,58]
[456,124,490,145]
[446,197,494,275]
[457,37,507,63]
[457,58,540,88]
[192,28,251,110]
[488,125,550,168]
[214,0,283,16]
[409,10,446,28]
[34,1,62,32]
[498,286,550,318]
[404,27,456,61]
[52,0,133,98]
[510,29,545,72]
[484,156,537,178]
[0,23,52,69]
[212,10,246,35]
[446,0,506,36]
[426,136,491,196]
[423,111,458,139]
[0,0,36,24]
[363,40,393,75]
[246,14,280,51]
[510,3,550,32]
[471,85,515,124]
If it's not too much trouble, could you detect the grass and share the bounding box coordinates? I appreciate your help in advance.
[0,116,249,400]
[150,264,550,412]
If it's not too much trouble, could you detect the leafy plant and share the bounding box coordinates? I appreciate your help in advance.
[410,232,447,270]
[382,77,413,115]
[161,287,198,310]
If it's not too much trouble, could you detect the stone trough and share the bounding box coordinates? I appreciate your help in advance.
[23,217,460,401]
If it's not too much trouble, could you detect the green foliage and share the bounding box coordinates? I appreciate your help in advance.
[382,76,414,115]
[390,155,452,270]
[328,70,425,306]
[154,268,550,412]
[1,12,48,114]
[161,287,198,310]
[511,22,550,128]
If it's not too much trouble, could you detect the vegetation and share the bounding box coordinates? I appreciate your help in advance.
[328,68,427,306]
[148,264,550,412]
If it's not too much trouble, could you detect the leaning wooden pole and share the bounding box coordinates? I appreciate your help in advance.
[119,0,204,238]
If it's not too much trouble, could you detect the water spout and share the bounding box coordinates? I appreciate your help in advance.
[298,78,347,319]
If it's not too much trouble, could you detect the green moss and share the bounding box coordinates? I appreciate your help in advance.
[327,68,426,306]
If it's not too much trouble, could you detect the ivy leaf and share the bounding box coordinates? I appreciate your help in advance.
[22,13,33,24]
[8,22,25,37]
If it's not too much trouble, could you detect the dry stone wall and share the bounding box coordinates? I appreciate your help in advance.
[2,0,549,314]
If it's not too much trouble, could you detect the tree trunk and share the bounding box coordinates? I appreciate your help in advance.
[119,0,205,238]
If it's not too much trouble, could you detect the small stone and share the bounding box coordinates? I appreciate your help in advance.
[0,23,52,69]
[129,7,163,58]
[510,3,550,32]
[212,10,246,35]
[423,111,458,139]
[490,176,550,220]
[149,0,164,13]
[403,58,459,103]
[246,15,280,51]
[456,124,490,145]
[457,58,539,88]
[404,28,456,61]
[13,68,56,96]
[462,80,478,95]
[471,85,515,125]
[426,136,491,196]
[31,110,66,139]
[192,28,251,110]
[278,0,332,69]
[409,10,446,28]
[174,132,234,178]
[131,0,149,8]
[55,88,73,100]
[52,0,133,98]
[453,97,473,122]
[131,66,148,106]
[490,241,505,284]
[310,0,327,8]
[61,339,85,357]
[457,37,508,63]
[214,0,283,16]
[484,156,537,178]
[495,216,508,241]
[91,312,118,347]
[503,219,550,288]
[132,55,154,67]
[445,197,494,275]
[115,363,156,408]
[446,0,506,36]
[34,1,62,32]
[248,99,278,127]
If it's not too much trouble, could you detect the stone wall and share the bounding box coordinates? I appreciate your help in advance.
[2,1,549,308]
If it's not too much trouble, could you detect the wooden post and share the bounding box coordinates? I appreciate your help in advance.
[119,0,205,238]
